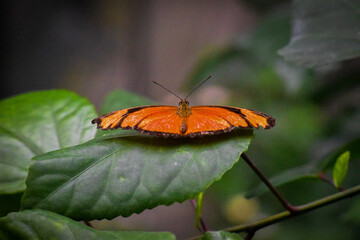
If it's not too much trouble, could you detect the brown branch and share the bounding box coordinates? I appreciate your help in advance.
[241,153,298,212]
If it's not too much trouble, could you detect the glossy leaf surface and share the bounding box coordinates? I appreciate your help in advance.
[0,209,175,240]
[21,130,252,220]
[0,90,97,194]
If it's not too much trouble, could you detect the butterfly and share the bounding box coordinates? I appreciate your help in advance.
[92,76,275,138]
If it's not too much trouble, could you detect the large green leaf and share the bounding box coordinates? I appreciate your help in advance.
[279,0,360,67]
[0,209,175,240]
[21,130,252,220]
[0,90,97,194]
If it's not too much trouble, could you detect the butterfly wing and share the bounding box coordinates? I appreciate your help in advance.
[185,106,275,137]
[92,106,184,137]
[92,105,275,137]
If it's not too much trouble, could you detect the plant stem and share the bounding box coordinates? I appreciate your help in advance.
[187,184,360,240]
[226,184,360,233]
[190,199,209,232]
[241,153,297,212]
[317,172,344,191]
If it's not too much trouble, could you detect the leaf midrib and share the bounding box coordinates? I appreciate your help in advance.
[33,147,125,208]
[0,125,43,156]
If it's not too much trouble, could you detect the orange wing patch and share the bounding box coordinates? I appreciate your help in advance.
[210,106,275,129]
[93,109,128,129]
[185,108,233,135]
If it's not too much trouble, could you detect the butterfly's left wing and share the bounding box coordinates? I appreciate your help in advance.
[92,106,184,137]
[186,106,275,136]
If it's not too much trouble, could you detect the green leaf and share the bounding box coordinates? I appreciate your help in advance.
[201,231,243,240]
[0,209,175,240]
[0,90,97,194]
[21,130,253,220]
[279,0,360,67]
[332,151,350,188]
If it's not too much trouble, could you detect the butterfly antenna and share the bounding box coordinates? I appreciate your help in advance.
[152,81,183,100]
[185,75,212,100]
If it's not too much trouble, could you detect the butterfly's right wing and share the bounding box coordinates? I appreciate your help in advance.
[185,106,275,137]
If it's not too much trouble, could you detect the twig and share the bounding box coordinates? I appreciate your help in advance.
[241,153,298,212]
[317,172,344,191]
[187,184,360,240]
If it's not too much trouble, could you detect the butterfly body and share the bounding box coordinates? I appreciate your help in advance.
[92,99,275,138]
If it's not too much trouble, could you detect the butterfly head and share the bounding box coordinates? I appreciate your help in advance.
[179,99,189,106]
[178,99,191,117]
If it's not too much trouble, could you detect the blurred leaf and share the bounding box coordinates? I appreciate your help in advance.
[21,130,253,220]
[195,192,204,230]
[201,231,243,240]
[332,151,350,188]
[0,90,97,194]
[279,0,360,67]
[0,193,22,218]
[248,12,291,62]
[100,89,156,114]
[0,210,175,240]
[246,138,359,197]
[96,90,156,137]
[246,165,317,198]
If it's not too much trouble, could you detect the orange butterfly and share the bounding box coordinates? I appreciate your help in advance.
[92,77,275,138]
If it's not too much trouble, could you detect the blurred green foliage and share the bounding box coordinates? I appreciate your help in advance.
[185,4,360,240]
